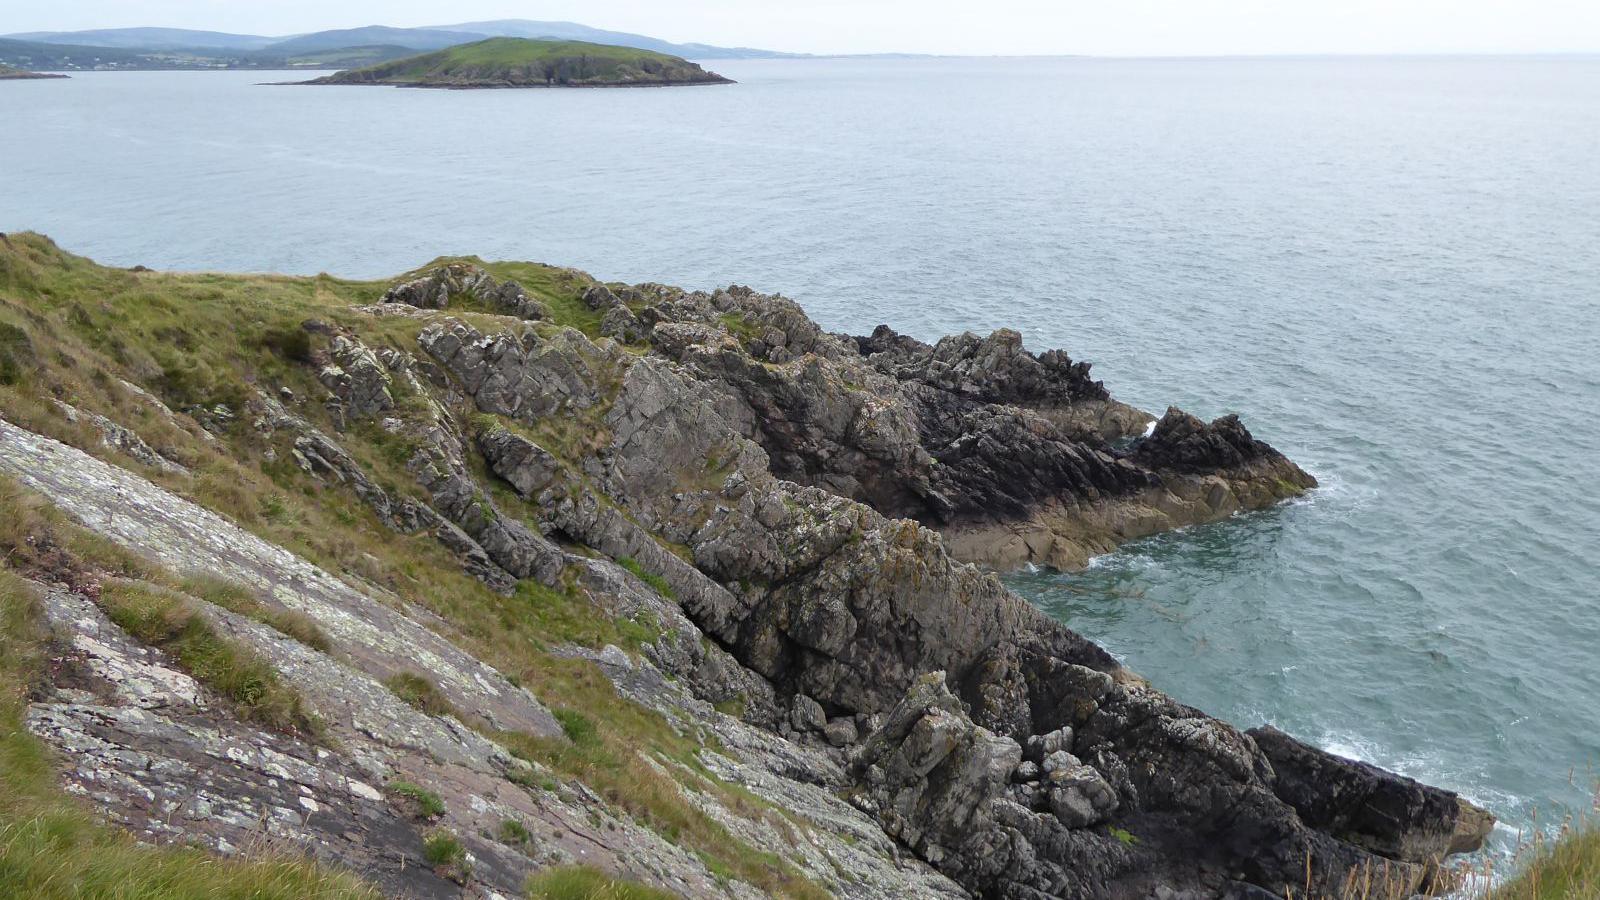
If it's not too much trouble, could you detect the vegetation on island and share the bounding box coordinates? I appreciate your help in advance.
[303,37,733,88]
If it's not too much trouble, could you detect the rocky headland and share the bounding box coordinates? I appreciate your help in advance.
[0,63,68,79]
[0,234,1488,899]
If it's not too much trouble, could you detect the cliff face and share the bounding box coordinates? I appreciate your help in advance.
[0,235,1486,899]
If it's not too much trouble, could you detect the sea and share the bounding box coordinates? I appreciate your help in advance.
[3,56,1597,862]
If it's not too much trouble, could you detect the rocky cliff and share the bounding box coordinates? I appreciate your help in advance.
[0,234,1488,899]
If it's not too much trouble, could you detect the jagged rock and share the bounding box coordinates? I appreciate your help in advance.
[401,284,1489,898]
[385,263,550,320]
[582,283,621,310]
[407,423,564,586]
[600,303,645,342]
[318,335,394,422]
[790,694,827,732]
[1133,407,1307,480]
[1045,760,1118,828]
[851,672,1021,880]
[824,717,859,748]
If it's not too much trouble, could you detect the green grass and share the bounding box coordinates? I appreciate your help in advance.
[177,573,333,653]
[554,708,600,745]
[388,782,446,820]
[525,865,681,900]
[616,557,676,601]
[718,312,763,342]
[422,829,469,882]
[498,818,531,845]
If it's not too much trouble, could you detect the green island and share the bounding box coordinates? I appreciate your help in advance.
[299,37,732,89]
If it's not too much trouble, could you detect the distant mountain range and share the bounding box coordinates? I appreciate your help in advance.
[0,21,805,71]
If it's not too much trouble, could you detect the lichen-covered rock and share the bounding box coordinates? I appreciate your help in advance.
[318,335,395,422]
[850,673,1021,881]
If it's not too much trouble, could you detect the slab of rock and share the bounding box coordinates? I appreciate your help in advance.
[1248,724,1496,860]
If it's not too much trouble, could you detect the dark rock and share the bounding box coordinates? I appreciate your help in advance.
[1248,724,1495,861]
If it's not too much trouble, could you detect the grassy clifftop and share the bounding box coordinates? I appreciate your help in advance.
[305,36,732,88]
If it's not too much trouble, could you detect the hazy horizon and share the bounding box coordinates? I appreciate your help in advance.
[4,0,1600,57]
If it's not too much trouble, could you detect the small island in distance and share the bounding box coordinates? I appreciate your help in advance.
[298,37,733,89]
[0,63,66,79]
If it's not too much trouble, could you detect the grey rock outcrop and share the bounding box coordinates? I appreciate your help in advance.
[318,334,395,423]
[401,290,1485,899]
[385,263,551,320]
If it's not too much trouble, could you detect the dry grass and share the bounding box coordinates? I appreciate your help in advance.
[383,671,460,718]
[1487,792,1600,900]
[525,865,681,899]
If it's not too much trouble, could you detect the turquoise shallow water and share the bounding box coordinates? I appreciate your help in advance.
[3,57,1598,857]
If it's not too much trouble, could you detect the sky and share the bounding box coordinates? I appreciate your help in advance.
[3,0,1599,56]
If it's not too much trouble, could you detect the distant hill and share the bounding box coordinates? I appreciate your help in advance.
[0,38,183,71]
[301,37,734,89]
[0,36,417,71]
[264,26,488,55]
[429,19,805,59]
[1,21,801,68]
[4,26,277,51]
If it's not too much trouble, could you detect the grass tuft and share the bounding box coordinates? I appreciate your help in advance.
[178,572,334,653]
[422,829,470,883]
[1489,816,1600,900]
[384,671,460,719]
[97,580,327,741]
[615,556,675,601]
[525,864,680,900]
[498,818,531,845]
[389,781,446,820]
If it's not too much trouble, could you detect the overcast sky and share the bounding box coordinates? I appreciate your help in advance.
[5,0,1599,56]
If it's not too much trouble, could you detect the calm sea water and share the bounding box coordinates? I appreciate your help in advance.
[3,58,1598,857]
